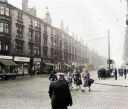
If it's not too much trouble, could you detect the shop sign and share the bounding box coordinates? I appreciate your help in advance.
[14,56,30,62]
[34,58,41,62]
[0,55,13,60]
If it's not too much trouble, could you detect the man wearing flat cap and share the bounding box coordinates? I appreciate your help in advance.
[48,72,73,109]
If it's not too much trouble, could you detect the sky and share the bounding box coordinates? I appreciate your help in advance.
[8,0,127,66]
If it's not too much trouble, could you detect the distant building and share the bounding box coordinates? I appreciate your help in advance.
[22,0,36,16]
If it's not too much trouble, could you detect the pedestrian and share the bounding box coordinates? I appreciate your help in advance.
[81,67,91,92]
[48,72,73,109]
[49,71,57,82]
[124,68,127,79]
[72,69,82,90]
[114,68,117,80]
[67,72,73,88]
[97,67,101,80]
[101,67,106,80]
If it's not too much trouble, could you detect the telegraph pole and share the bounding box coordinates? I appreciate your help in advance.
[108,30,110,72]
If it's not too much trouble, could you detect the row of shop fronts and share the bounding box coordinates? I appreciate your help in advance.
[0,55,84,75]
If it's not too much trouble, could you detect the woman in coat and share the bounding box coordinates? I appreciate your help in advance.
[81,68,91,92]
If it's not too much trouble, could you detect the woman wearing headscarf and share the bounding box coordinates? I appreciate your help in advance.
[81,67,91,92]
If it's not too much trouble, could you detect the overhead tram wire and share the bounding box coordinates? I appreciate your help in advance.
[87,37,107,42]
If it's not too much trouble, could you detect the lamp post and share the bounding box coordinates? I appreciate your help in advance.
[126,0,128,25]
[108,30,111,72]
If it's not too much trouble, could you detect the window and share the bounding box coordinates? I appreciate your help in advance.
[35,21,41,27]
[29,29,33,40]
[0,22,9,33]
[44,25,47,32]
[16,41,23,54]
[17,12,23,22]
[0,6,10,16]
[29,18,33,26]
[4,23,9,33]
[35,21,38,27]
[34,45,40,55]
[0,40,2,50]
[35,31,41,42]
[51,37,53,46]
[43,35,47,45]
[29,44,33,55]
[3,41,9,51]
[0,6,4,15]
[43,46,48,57]
[5,7,9,16]
[16,26,23,38]
[0,23,4,32]
[0,40,9,52]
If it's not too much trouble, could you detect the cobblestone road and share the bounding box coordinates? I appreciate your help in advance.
[0,73,128,109]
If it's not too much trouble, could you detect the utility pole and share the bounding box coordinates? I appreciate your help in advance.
[108,30,110,72]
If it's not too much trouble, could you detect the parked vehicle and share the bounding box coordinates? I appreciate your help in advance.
[0,73,17,80]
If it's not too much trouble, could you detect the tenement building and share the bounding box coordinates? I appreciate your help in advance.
[0,0,102,74]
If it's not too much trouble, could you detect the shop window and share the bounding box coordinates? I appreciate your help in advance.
[16,26,23,38]
[0,22,9,33]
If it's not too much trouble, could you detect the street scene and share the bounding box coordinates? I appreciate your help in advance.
[0,71,128,109]
[0,0,128,109]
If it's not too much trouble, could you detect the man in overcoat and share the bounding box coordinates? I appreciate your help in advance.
[48,73,73,109]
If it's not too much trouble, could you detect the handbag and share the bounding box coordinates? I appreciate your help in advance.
[88,78,94,84]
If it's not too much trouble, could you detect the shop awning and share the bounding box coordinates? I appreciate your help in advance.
[45,63,54,66]
[0,59,18,66]
[64,63,71,67]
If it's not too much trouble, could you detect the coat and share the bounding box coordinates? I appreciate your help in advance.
[81,71,90,87]
[48,79,72,109]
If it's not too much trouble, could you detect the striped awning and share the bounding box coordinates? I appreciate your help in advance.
[45,63,54,66]
[64,63,71,67]
[0,59,18,66]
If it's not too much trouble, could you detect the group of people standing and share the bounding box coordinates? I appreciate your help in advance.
[48,67,94,109]
[97,67,106,80]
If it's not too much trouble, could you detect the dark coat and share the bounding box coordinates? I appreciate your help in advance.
[48,80,72,109]
[49,73,57,81]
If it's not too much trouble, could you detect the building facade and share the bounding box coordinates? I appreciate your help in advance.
[0,0,105,74]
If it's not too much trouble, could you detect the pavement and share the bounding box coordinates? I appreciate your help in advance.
[95,75,128,87]
[0,71,128,109]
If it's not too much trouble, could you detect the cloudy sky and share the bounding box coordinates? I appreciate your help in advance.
[8,0,126,66]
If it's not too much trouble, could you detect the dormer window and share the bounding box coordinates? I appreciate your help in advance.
[17,12,23,22]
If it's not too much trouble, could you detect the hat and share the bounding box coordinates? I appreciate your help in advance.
[57,72,65,76]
